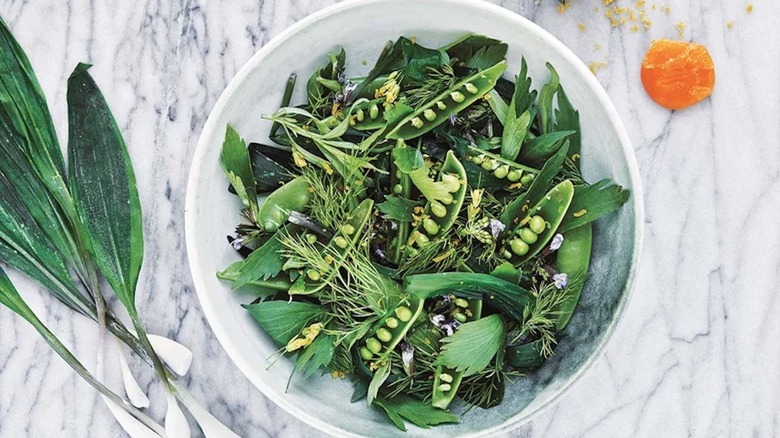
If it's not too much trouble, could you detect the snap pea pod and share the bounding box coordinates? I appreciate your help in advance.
[257,176,311,231]
[390,159,412,264]
[408,151,467,248]
[358,296,424,365]
[502,179,574,266]
[289,198,373,295]
[554,223,592,330]
[432,298,483,409]
[464,145,539,188]
[505,339,545,370]
[386,60,508,140]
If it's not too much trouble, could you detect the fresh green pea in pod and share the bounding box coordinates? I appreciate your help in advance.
[529,215,546,234]
[519,227,538,244]
[257,176,311,231]
[423,218,440,235]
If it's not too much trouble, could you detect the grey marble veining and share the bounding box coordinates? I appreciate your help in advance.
[0,0,778,437]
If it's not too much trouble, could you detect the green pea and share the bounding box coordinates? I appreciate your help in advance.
[455,298,469,308]
[510,238,530,256]
[396,306,413,322]
[519,227,538,244]
[520,174,535,184]
[377,328,393,343]
[366,338,382,353]
[431,202,447,218]
[356,108,365,122]
[502,249,513,259]
[393,183,403,194]
[489,137,502,145]
[480,159,494,171]
[305,233,318,244]
[334,236,349,249]
[439,192,454,205]
[450,91,466,103]
[529,215,546,234]
[423,109,436,121]
[453,312,467,323]
[471,155,485,165]
[342,224,356,235]
[423,218,440,235]
[306,269,321,281]
[359,347,373,360]
[369,104,379,119]
[385,317,399,329]
[439,373,453,383]
[493,165,509,179]
[436,101,447,110]
[464,82,478,94]
[416,233,430,247]
[438,383,452,392]
[441,174,461,193]
[507,169,522,182]
[411,117,424,129]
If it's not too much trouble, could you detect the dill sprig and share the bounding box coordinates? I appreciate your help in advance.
[405,65,457,109]
[397,233,461,275]
[384,346,437,400]
[512,282,570,357]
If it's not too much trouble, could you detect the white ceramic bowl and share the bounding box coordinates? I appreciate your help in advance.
[185,0,644,436]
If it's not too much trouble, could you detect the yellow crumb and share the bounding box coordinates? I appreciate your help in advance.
[662,5,671,14]
[727,20,734,29]
[641,10,652,29]
[589,61,607,75]
[630,24,639,32]
[676,21,686,37]
[636,0,646,6]
[651,4,656,10]
[557,2,571,14]
[603,0,616,5]
[578,23,587,31]
[410,36,417,44]
[594,6,600,12]
[595,43,602,51]
[746,4,753,13]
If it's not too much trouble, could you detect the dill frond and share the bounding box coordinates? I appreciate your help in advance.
[405,65,457,109]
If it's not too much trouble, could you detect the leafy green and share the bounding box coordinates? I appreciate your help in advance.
[376,195,421,222]
[349,39,405,104]
[518,131,574,166]
[511,57,537,116]
[367,362,390,406]
[221,125,258,218]
[295,334,336,378]
[392,144,452,204]
[307,49,345,110]
[500,109,531,161]
[243,300,325,347]
[400,37,448,84]
[374,396,459,431]
[486,89,508,125]
[559,179,630,232]
[554,86,581,165]
[67,63,143,315]
[248,143,292,193]
[537,63,560,134]
[490,262,522,284]
[442,34,507,70]
[229,229,286,288]
[435,315,506,376]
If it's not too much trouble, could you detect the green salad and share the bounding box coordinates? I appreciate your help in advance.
[217,34,629,431]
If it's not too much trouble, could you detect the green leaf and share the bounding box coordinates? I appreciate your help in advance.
[392,144,452,204]
[511,57,537,116]
[374,396,459,431]
[66,63,143,315]
[295,333,335,378]
[559,179,630,233]
[518,131,574,166]
[230,229,286,288]
[490,262,522,284]
[243,300,325,347]
[435,315,506,376]
[442,34,507,71]
[554,86,581,165]
[500,109,531,161]
[0,261,33,319]
[248,143,293,193]
[537,63,560,134]
[367,362,390,406]
[400,37,448,84]
[376,195,421,222]
[221,125,258,217]
[349,39,405,105]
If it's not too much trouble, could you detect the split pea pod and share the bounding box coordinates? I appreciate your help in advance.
[386,60,508,140]
[359,296,424,365]
[288,198,373,295]
[554,223,592,330]
[503,179,574,266]
[505,338,545,370]
[464,145,540,188]
[351,97,388,131]
[257,176,311,231]
[408,151,467,249]
[390,159,413,264]
[431,299,483,409]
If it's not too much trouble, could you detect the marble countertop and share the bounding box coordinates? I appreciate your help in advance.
[0,0,777,436]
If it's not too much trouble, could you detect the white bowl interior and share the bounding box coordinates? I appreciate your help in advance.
[185,0,643,436]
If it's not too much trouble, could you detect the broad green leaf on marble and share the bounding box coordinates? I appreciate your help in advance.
[66,63,143,315]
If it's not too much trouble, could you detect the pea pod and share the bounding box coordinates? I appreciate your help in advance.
[464,145,539,188]
[554,223,592,330]
[502,179,574,266]
[408,151,467,248]
[386,60,508,140]
[289,198,373,295]
[505,339,545,370]
[257,176,311,231]
[359,296,424,364]
[431,299,483,409]
[390,159,412,264]
[352,98,388,131]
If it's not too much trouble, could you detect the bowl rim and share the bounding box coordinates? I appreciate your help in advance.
[184,0,645,436]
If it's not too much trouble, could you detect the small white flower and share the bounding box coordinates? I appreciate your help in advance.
[553,273,569,289]
[489,219,506,238]
[549,233,565,251]
[231,237,244,250]
[431,314,446,327]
